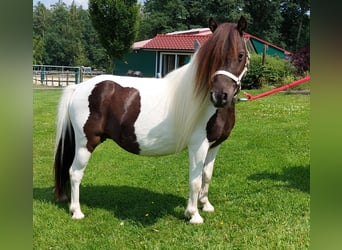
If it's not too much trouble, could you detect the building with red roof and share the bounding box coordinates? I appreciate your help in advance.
[114,28,290,77]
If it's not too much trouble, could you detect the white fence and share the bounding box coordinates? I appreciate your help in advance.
[32,65,106,86]
[33,65,83,86]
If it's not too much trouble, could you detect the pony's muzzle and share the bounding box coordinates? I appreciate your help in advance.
[210,91,228,108]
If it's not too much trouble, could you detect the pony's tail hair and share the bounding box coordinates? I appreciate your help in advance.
[53,85,77,201]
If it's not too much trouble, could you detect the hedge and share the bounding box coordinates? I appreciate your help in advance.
[242,54,295,89]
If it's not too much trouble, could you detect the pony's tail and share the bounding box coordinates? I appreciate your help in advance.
[53,85,77,201]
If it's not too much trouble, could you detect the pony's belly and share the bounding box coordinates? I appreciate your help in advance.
[134,116,182,156]
[135,133,181,156]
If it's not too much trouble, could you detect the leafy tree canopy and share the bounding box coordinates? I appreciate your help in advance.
[89,0,140,72]
[32,0,309,70]
[139,0,310,52]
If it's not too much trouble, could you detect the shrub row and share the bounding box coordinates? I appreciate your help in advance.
[242,54,296,89]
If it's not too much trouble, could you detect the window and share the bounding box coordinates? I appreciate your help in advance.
[162,54,176,76]
[160,53,191,77]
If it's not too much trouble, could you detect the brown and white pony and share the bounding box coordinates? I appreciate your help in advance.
[54,16,249,224]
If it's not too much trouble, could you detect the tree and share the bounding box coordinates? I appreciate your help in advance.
[77,7,109,70]
[33,36,45,65]
[33,2,50,64]
[203,0,246,24]
[139,0,246,40]
[244,0,284,47]
[89,0,140,73]
[139,0,189,39]
[280,0,310,52]
[32,0,309,70]
[44,1,85,65]
[69,2,89,66]
[33,1,110,69]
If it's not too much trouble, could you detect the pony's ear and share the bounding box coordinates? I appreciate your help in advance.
[237,16,247,35]
[209,17,218,33]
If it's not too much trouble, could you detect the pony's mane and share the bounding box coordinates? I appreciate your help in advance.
[164,62,209,152]
[194,22,241,97]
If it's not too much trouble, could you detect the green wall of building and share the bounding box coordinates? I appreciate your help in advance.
[114,50,156,77]
[115,38,287,78]
[251,38,285,59]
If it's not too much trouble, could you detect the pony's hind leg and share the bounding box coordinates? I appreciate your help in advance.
[69,145,91,219]
[199,146,220,213]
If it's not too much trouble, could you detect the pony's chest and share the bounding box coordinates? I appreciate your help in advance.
[206,107,235,148]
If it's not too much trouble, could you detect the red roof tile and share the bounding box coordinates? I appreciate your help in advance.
[132,39,152,49]
[132,28,290,54]
[141,34,211,51]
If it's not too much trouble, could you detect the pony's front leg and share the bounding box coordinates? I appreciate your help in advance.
[199,146,220,213]
[185,140,210,224]
[69,146,91,219]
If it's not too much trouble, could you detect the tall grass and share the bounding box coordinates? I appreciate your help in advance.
[33,88,310,249]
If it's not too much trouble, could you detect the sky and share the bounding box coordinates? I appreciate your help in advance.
[33,0,89,9]
[33,0,145,9]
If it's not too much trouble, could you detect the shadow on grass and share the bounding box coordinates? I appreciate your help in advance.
[33,185,186,226]
[247,165,310,193]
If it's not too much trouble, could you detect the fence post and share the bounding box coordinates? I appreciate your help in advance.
[79,67,83,83]
[40,66,45,84]
[75,68,79,84]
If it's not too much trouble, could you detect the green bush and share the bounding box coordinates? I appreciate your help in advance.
[242,54,295,89]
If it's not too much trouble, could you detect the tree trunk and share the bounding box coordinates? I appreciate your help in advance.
[262,45,267,65]
[295,17,303,51]
[109,56,115,74]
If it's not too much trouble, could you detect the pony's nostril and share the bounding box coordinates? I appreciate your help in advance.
[210,91,229,107]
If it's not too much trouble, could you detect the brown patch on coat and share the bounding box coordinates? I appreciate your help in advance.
[206,107,235,148]
[83,80,141,154]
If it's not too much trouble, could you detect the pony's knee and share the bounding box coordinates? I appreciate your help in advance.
[202,165,214,182]
[190,175,202,192]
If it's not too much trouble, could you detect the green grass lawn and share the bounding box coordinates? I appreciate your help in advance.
[33,87,310,249]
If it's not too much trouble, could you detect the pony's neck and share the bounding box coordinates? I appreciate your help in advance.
[165,54,212,151]
[164,52,204,100]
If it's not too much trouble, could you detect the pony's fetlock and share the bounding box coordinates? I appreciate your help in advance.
[202,201,215,212]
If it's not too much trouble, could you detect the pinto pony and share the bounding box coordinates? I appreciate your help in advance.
[54,16,249,224]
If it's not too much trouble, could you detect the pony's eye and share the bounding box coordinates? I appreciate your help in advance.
[238,52,244,61]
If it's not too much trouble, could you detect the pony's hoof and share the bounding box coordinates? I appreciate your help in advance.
[189,213,204,224]
[71,211,85,220]
[202,202,215,213]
